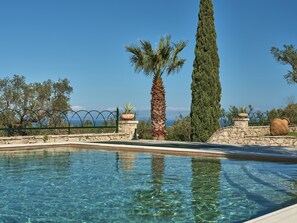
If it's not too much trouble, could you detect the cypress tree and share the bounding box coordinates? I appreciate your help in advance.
[190,0,221,142]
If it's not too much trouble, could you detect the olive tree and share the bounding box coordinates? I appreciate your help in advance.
[271,44,297,84]
[0,75,73,131]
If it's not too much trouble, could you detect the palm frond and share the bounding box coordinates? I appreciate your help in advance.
[167,41,187,75]
[167,59,186,75]
[125,45,145,73]
[172,41,187,60]
[156,35,172,76]
[125,35,187,77]
[140,40,154,57]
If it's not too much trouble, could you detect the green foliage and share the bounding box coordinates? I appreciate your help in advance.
[221,103,297,126]
[267,108,284,122]
[258,104,297,125]
[271,45,297,84]
[137,119,153,140]
[288,132,297,137]
[283,103,297,123]
[250,111,267,126]
[137,116,191,141]
[0,75,73,135]
[125,35,187,78]
[190,0,221,142]
[220,105,253,126]
[123,103,135,114]
[239,106,247,113]
[0,75,73,112]
[166,115,191,141]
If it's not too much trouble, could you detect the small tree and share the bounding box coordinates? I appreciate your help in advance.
[125,35,187,140]
[271,45,297,84]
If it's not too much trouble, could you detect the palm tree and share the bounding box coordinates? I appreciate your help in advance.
[125,35,187,140]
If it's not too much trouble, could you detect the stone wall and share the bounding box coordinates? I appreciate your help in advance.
[207,127,246,145]
[0,121,139,144]
[118,121,138,140]
[208,118,297,147]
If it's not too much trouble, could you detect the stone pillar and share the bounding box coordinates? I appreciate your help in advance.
[118,121,139,140]
[233,118,249,129]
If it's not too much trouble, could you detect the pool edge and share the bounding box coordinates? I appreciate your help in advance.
[1,141,297,163]
[245,203,297,223]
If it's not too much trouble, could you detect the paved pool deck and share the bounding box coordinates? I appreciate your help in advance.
[94,140,297,162]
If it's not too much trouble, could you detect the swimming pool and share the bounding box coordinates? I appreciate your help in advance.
[0,147,297,222]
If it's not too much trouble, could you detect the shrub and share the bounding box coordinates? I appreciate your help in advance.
[283,103,297,124]
[137,119,153,140]
[166,115,191,141]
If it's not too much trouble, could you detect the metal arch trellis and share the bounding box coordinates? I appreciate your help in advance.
[95,110,118,125]
[81,110,97,126]
[0,108,119,136]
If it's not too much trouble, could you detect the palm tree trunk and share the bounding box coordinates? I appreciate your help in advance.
[151,75,166,140]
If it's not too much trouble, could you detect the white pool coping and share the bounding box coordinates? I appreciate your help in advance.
[1,141,297,222]
[246,203,297,223]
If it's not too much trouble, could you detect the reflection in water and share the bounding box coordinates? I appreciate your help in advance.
[191,158,221,223]
[131,154,184,220]
[219,159,297,221]
[117,151,137,172]
[0,148,72,176]
[152,154,164,190]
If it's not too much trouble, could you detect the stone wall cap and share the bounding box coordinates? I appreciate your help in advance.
[119,120,139,124]
[233,118,249,121]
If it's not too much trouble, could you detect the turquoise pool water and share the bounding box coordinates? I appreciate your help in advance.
[0,148,297,222]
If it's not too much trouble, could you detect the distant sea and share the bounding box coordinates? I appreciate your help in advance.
[69,119,175,126]
[166,120,174,126]
[136,110,189,127]
[138,119,175,126]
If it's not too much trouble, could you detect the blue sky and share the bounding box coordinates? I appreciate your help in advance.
[1,0,297,119]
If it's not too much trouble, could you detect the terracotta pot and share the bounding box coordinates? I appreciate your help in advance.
[121,113,135,121]
[270,118,290,136]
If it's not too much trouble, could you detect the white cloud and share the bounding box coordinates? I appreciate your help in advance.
[104,107,118,111]
[71,105,85,111]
